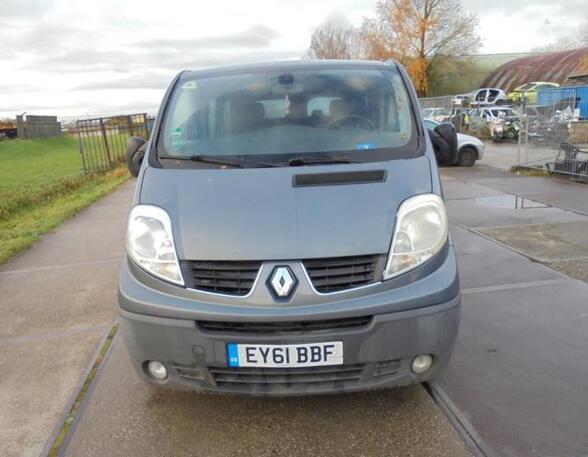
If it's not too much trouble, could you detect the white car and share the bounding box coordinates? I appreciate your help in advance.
[422,107,452,122]
[471,88,507,106]
[424,119,485,167]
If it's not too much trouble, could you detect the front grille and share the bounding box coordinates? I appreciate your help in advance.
[198,315,372,334]
[209,364,365,392]
[372,359,402,379]
[181,260,262,296]
[303,254,386,293]
[173,359,404,393]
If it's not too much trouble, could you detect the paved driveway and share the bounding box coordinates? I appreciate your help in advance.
[3,154,588,457]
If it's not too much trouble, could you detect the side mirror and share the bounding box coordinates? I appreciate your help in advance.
[125,136,146,177]
[433,122,458,165]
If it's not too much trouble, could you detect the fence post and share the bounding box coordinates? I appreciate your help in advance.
[99,119,112,166]
[126,116,134,137]
[524,114,529,165]
[77,121,88,174]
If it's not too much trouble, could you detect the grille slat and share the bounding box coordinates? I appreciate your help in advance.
[191,270,258,280]
[198,315,372,334]
[210,364,365,389]
[209,364,364,376]
[311,273,373,287]
[189,261,262,271]
[173,360,404,393]
[304,254,386,293]
[213,372,362,385]
[306,263,375,278]
[181,260,262,296]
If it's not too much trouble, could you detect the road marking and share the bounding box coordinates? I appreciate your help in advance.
[0,258,121,275]
[0,326,108,347]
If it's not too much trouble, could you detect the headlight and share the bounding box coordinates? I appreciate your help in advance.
[126,205,184,285]
[384,194,448,279]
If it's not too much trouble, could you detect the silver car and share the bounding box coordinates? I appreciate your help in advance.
[424,119,485,167]
[119,60,461,396]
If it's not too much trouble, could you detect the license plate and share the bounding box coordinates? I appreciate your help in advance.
[227,342,343,368]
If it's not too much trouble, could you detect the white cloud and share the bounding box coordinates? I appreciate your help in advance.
[0,0,584,117]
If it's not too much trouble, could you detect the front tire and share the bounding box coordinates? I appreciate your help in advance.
[458,147,477,167]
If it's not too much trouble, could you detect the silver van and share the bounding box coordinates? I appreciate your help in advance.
[120,60,461,396]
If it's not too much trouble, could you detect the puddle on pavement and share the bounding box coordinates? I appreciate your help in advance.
[473,195,550,210]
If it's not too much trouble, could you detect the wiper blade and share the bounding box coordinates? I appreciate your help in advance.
[287,156,357,166]
[159,154,278,168]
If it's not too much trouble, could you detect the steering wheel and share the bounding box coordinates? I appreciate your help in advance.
[327,115,376,130]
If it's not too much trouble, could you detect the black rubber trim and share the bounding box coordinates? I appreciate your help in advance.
[293,170,387,187]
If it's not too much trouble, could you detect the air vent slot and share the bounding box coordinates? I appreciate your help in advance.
[293,170,386,187]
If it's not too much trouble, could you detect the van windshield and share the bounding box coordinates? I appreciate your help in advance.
[159,66,416,166]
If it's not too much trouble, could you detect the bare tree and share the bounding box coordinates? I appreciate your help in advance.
[578,19,588,46]
[359,0,481,96]
[533,18,588,52]
[307,23,359,60]
[532,37,579,53]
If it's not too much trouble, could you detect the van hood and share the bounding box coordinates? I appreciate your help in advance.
[139,157,432,261]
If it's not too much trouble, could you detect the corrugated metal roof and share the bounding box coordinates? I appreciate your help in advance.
[482,48,588,92]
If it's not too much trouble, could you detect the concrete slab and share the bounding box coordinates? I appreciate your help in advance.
[446,196,588,228]
[0,181,134,457]
[526,192,588,215]
[438,280,588,457]
[442,179,506,201]
[63,339,471,457]
[440,164,511,181]
[0,262,119,338]
[0,331,105,457]
[475,175,582,198]
[479,221,588,262]
[451,228,564,289]
[477,143,520,170]
[0,229,124,272]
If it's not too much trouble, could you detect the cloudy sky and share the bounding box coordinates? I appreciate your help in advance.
[1,0,586,118]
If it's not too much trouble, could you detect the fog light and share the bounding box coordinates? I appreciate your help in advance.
[147,361,168,380]
[411,354,433,374]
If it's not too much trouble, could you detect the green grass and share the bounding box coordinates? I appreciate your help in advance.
[0,136,129,264]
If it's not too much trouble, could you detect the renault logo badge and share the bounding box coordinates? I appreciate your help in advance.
[269,266,297,298]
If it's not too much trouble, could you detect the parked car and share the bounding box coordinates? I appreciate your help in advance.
[425,119,484,166]
[120,60,461,396]
[452,94,471,107]
[471,88,507,106]
[422,107,452,122]
[469,106,520,127]
[507,81,559,105]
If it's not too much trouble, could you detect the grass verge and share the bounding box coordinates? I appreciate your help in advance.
[510,165,550,177]
[47,324,119,457]
[0,166,129,264]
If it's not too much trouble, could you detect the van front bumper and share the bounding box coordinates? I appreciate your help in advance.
[118,247,461,396]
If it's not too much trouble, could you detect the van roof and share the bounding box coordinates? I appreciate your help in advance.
[180,59,396,79]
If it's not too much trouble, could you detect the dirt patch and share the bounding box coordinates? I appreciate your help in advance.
[548,258,588,283]
[479,221,588,282]
[479,221,588,262]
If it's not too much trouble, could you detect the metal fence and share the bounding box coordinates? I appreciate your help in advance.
[77,113,149,173]
[419,95,478,134]
[518,90,588,180]
[421,86,588,180]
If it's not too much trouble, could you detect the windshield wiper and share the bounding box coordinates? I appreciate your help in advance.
[287,156,357,166]
[159,154,278,168]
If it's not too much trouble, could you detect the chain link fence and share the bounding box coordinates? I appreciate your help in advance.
[518,87,588,180]
[421,86,588,180]
[76,114,149,174]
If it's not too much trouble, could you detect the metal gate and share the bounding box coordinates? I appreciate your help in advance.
[77,113,149,173]
[517,89,588,181]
